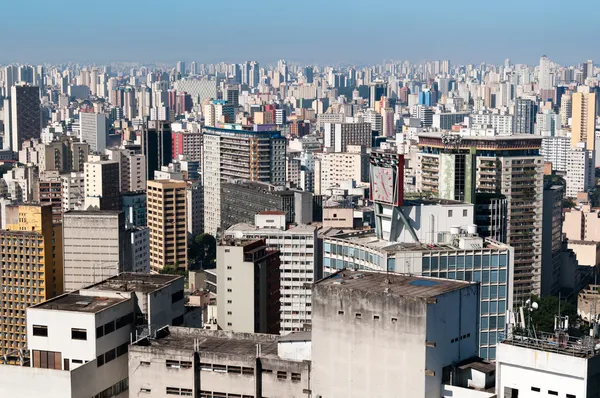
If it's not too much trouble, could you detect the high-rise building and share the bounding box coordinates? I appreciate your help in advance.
[538,55,553,91]
[172,131,202,162]
[0,204,63,356]
[418,133,544,300]
[10,84,41,152]
[565,144,594,198]
[176,61,186,76]
[541,184,563,297]
[83,159,120,211]
[514,98,536,134]
[147,180,187,272]
[571,91,596,150]
[79,112,108,152]
[314,145,369,193]
[369,82,387,107]
[202,125,286,235]
[62,210,131,291]
[583,59,594,81]
[216,239,281,334]
[323,122,372,152]
[225,86,239,107]
[226,212,320,334]
[38,171,63,223]
[142,120,172,181]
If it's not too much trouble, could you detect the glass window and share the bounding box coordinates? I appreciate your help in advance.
[422,257,431,271]
[499,270,507,283]
[457,256,465,270]
[498,315,505,327]
[499,254,507,267]
[448,256,456,270]
[440,257,448,270]
[481,301,489,315]
[490,270,498,283]
[324,258,330,267]
[498,301,506,314]
[480,347,489,358]
[448,272,456,279]
[480,332,488,344]
[330,259,337,269]
[457,271,465,280]
[387,258,395,272]
[482,270,490,283]
[481,316,489,329]
[431,257,439,271]
[490,301,498,314]
[324,243,331,253]
[490,286,498,299]
[465,256,473,269]
[488,347,496,360]
[439,272,447,278]
[474,256,481,268]
[491,255,499,268]
[343,246,349,256]
[489,316,497,330]
[482,286,489,299]
[474,271,481,282]
[498,285,506,299]
[482,255,490,268]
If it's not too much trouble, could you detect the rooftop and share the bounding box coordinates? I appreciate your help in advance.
[33,293,127,313]
[501,331,600,359]
[132,327,280,357]
[85,272,182,294]
[404,198,470,206]
[317,270,473,298]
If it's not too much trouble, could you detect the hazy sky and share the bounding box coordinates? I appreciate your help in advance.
[1,0,596,66]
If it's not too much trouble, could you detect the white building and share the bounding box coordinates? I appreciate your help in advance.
[469,113,514,136]
[129,226,150,274]
[84,158,120,211]
[565,144,594,198]
[79,112,108,153]
[226,212,320,334]
[496,333,600,398]
[323,122,372,152]
[0,273,184,398]
[311,271,479,398]
[314,145,369,194]
[541,135,570,174]
[61,171,85,211]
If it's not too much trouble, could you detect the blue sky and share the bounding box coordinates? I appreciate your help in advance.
[1,0,596,66]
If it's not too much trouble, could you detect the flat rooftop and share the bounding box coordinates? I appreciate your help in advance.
[33,293,127,313]
[317,270,473,298]
[85,272,182,294]
[403,198,469,206]
[133,327,279,357]
[326,230,507,252]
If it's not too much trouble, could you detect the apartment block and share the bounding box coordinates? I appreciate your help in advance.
[147,180,187,272]
[84,159,120,211]
[323,122,372,152]
[0,204,63,357]
[216,239,281,334]
[314,145,369,193]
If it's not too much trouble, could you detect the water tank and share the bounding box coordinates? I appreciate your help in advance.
[450,226,461,235]
[467,224,478,235]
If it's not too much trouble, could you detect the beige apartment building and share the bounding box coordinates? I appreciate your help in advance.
[314,145,369,194]
[571,91,596,150]
[0,204,63,357]
[147,180,187,272]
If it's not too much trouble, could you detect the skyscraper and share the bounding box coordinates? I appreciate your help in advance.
[10,83,41,152]
[539,55,553,91]
[84,159,121,211]
[514,98,536,134]
[583,60,594,81]
[571,91,596,150]
[147,180,188,272]
[79,112,108,152]
[176,61,186,76]
[202,126,286,235]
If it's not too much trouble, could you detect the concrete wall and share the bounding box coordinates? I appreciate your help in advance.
[496,342,587,398]
[148,277,185,328]
[441,384,495,398]
[278,340,312,361]
[311,283,428,398]
[399,202,475,244]
[0,364,72,397]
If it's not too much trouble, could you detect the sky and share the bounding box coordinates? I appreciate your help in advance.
[0,0,597,66]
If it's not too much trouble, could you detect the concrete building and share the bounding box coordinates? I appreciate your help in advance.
[565,144,594,198]
[129,327,311,398]
[514,98,536,134]
[497,331,600,398]
[202,125,286,235]
[324,228,512,360]
[10,83,41,152]
[314,145,369,193]
[129,226,150,274]
[542,184,564,297]
[418,133,544,299]
[84,159,120,211]
[105,148,147,193]
[564,204,600,241]
[432,112,469,130]
[79,112,108,153]
[121,191,147,227]
[186,180,203,237]
[541,135,570,174]
[216,239,281,334]
[469,113,514,136]
[323,122,372,152]
[311,271,479,398]
[172,130,202,161]
[220,179,313,232]
[63,210,131,292]
[226,212,320,334]
[0,273,185,398]
[39,170,64,223]
[61,171,85,212]
[571,91,596,150]
[0,204,63,356]
[147,180,187,272]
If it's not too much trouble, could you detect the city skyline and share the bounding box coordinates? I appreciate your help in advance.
[1,0,597,65]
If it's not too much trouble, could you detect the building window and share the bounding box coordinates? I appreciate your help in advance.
[32,325,48,337]
[448,210,453,217]
[463,209,468,217]
[71,328,87,340]
[166,387,180,395]
[548,392,558,396]
[96,325,104,338]
[291,373,301,382]
[277,371,287,380]
[355,313,362,319]
[373,315,380,320]
[531,387,540,392]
